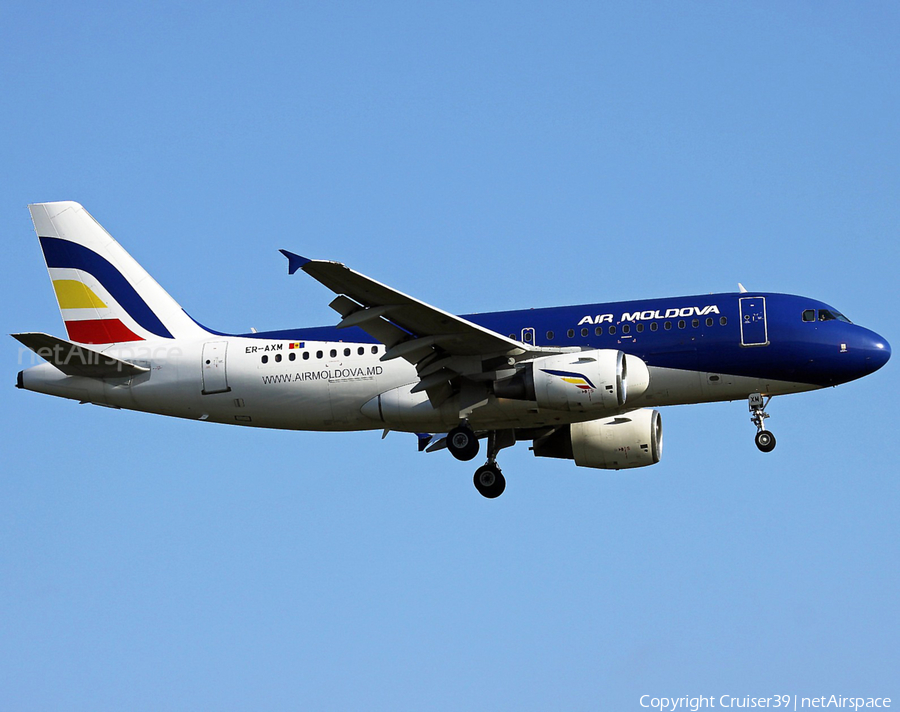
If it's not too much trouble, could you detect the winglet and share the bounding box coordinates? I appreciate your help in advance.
[279,249,311,275]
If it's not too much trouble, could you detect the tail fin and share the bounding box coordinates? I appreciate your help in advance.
[29,201,208,345]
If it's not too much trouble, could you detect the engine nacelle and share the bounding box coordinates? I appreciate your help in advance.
[532,408,663,470]
[494,349,650,412]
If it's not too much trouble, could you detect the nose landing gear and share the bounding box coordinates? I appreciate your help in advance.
[749,393,776,452]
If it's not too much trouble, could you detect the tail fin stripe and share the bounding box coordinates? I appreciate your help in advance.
[52,279,108,309]
[39,236,174,339]
[65,319,145,344]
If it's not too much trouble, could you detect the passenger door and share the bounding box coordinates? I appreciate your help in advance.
[201,341,230,394]
[739,297,769,347]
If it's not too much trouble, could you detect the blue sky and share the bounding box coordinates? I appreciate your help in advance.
[1,2,898,709]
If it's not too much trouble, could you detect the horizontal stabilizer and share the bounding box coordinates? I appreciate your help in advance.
[12,332,149,378]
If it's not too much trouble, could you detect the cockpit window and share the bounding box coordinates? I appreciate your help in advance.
[818,309,852,323]
[802,309,816,322]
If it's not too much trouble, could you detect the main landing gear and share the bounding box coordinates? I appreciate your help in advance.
[474,463,505,499]
[749,393,777,453]
[446,424,511,498]
[447,424,479,461]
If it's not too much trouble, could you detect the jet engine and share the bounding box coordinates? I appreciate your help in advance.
[532,408,663,470]
[494,349,650,412]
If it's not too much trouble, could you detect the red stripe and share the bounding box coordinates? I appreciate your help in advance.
[65,319,145,344]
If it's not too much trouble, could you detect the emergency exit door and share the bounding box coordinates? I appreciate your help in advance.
[201,341,231,394]
[739,297,769,347]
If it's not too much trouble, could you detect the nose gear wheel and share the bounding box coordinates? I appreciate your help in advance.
[755,430,776,452]
[749,393,776,452]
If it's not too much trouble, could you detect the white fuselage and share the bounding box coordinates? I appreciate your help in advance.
[20,336,820,434]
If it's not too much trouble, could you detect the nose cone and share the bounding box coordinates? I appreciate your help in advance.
[849,328,891,380]
[800,324,890,387]
[866,333,891,373]
[823,324,891,385]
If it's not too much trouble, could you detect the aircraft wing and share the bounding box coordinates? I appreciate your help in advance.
[280,250,572,409]
[281,250,527,358]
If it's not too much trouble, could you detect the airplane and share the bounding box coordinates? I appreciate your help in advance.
[13,202,891,498]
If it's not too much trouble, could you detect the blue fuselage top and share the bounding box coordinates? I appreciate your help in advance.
[242,292,891,388]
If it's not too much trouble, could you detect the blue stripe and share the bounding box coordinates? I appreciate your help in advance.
[39,237,173,339]
[540,369,597,389]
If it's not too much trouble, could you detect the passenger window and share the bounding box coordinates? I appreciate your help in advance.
[289,352,296,361]
[636,323,644,333]
[303,352,310,360]
[609,326,616,335]
[678,320,685,329]
[580,328,588,337]
[275,353,282,362]
[595,327,603,336]
[567,329,575,338]
[692,319,699,328]
[261,355,268,364]
[371,346,378,354]
[316,350,323,359]
[664,322,672,330]
[358,347,364,355]
[802,309,816,322]
[622,324,630,334]
[344,348,351,357]
[650,322,658,332]
[720,317,727,326]
[706,317,713,327]
[547,331,555,340]
[330,349,337,358]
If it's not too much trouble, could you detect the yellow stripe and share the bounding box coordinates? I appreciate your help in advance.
[52,279,107,309]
